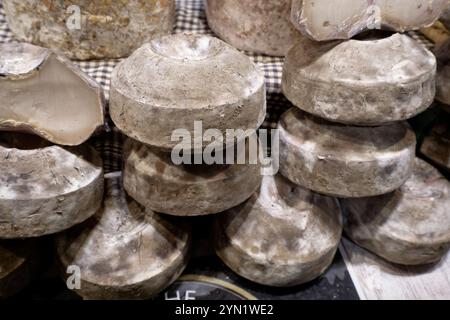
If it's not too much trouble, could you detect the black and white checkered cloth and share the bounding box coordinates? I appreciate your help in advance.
[0,0,433,173]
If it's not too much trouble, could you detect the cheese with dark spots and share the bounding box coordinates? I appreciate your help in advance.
[341,159,450,265]
[279,108,416,198]
[55,174,191,300]
[214,174,342,287]
[282,33,436,125]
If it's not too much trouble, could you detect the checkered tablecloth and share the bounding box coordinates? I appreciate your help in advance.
[0,0,434,173]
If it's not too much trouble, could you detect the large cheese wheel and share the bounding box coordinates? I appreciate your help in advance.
[123,139,262,216]
[3,0,175,60]
[342,159,450,265]
[214,174,343,287]
[282,33,436,125]
[0,133,103,239]
[279,108,416,198]
[110,34,266,150]
[205,0,303,56]
[56,174,191,300]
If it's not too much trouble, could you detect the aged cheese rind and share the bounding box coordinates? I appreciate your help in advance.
[0,43,105,146]
[56,174,191,300]
[205,0,303,56]
[123,139,262,216]
[3,0,175,60]
[110,34,266,150]
[214,174,342,287]
[279,109,416,198]
[292,0,449,41]
[282,33,436,125]
[342,159,450,265]
[0,133,104,239]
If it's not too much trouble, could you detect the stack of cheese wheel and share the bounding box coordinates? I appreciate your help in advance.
[0,43,106,297]
[109,33,266,218]
[81,33,266,296]
[206,1,343,287]
[280,0,450,266]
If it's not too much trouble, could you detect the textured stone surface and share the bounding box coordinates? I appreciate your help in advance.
[205,0,303,56]
[0,239,39,298]
[292,0,448,41]
[0,43,105,146]
[123,139,262,216]
[436,62,450,109]
[110,34,266,150]
[3,0,175,60]
[282,33,436,126]
[421,120,450,171]
[279,109,417,198]
[56,174,191,300]
[0,133,104,239]
[342,158,450,265]
[214,174,343,287]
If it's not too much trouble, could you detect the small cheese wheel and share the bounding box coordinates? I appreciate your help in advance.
[3,0,175,60]
[0,240,39,298]
[342,159,450,265]
[123,139,262,216]
[421,120,450,171]
[279,108,416,198]
[282,33,436,125]
[205,0,303,56]
[214,174,343,287]
[110,34,266,150]
[56,174,191,300]
[291,0,448,41]
[0,133,104,239]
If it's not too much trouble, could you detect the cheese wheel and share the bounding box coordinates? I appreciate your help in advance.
[56,174,191,300]
[3,0,175,60]
[279,108,416,198]
[205,0,303,56]
[282,33,436,125]
[0,133,104,239]
[214,174,343,287]
[123,139,262,216]
[110,34,266,150]
[342,159,450,265]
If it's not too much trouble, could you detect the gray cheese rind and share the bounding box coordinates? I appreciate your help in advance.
[342,158,450,266]
[282,33,436,126]
[214,174,343,287]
